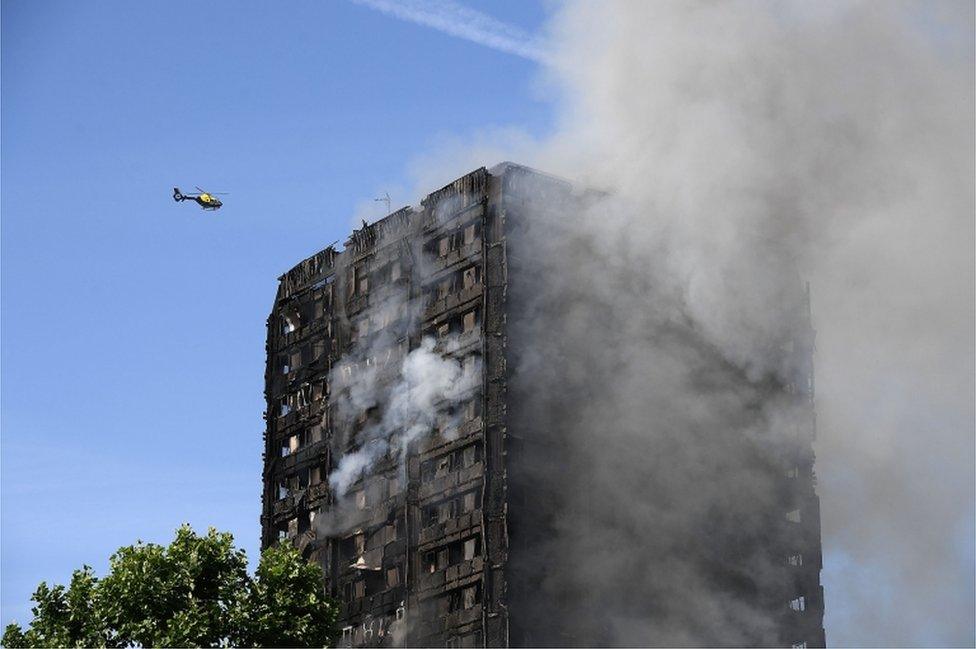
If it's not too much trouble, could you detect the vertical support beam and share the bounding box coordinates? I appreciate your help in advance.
[482,179,510,646]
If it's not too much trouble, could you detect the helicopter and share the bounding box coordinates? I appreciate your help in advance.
[173,186,226,210]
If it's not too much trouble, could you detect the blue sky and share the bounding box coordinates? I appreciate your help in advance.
[1,0,551,627]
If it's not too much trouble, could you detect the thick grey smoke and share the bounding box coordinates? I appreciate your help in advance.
[407,1,974,645]
[502,174,819,646]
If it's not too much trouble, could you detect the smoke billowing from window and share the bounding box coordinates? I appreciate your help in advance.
[329,336,478,497]
[408,2,974,645]
[316,214,483,540]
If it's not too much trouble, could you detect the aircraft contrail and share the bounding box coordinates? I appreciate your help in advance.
[351,0,549,63]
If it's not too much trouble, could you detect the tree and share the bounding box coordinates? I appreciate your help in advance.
[245,541,338,648]
[2,526,337,648]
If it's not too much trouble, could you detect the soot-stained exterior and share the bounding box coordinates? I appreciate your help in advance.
[260,164,826,648]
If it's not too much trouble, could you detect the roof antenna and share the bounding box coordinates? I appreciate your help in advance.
[374,192,391,215]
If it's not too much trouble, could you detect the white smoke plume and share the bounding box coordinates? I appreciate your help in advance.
[318,213,483,541]
[329,336,479,496]
[399,1,973,645]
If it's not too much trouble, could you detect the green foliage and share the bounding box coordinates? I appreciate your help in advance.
[2,567,104,648]
[244,543,338,648]
[2,526,337,648]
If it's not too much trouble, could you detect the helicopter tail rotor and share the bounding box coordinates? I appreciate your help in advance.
[173,187,184,202]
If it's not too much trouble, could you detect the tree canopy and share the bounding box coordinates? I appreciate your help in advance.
[2,526,337,648]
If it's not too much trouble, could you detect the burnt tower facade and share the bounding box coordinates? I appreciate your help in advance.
[260,164,826,647]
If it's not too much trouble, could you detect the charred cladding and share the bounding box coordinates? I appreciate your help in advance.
[260,164,826,648]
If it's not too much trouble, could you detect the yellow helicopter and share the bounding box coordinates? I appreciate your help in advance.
[173,186,226,210]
